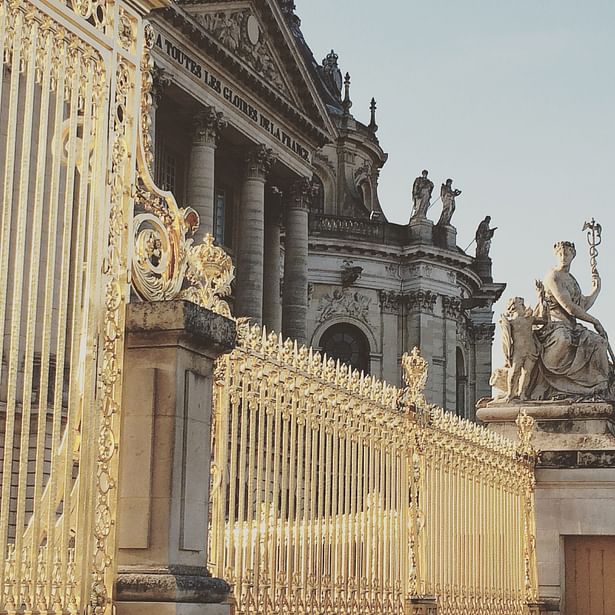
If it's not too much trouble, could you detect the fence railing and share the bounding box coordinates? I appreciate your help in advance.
[210,324,539,615]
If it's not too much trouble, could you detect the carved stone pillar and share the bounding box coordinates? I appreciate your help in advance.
[263,187,282,332]
[441,295,463,414]
[282,178,312,345]
[235,144,276,323]
[186,106,226,242]
[472,319,496,405]
[379,290,402,385]
[116,301,236,615]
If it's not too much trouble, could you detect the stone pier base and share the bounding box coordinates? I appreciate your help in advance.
[478,400,615,614]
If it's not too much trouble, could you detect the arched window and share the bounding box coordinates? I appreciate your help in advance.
[319,323,370,374]
[456,347,467,418]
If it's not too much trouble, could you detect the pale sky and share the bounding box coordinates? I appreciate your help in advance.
[297,0,615,364]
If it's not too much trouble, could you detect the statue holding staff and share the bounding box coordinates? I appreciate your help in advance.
[491,219,613,401]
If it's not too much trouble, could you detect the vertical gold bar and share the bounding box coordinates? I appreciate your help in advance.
[226,359,240,582]
[293,388,304,589]
[234,366,249,586]
[286,382,300,591]
[60,56,97,606]
[0,14,24,588]
[11,18,40,602]
[28,28,58,607]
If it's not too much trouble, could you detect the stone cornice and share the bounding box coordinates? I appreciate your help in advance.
[308,237,486,291]
[154,3,332,147]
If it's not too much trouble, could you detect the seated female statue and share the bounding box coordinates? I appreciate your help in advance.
[533,241,611,398]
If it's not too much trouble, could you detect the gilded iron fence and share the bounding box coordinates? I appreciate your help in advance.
[210,324,539,615]
[0,0,157,613]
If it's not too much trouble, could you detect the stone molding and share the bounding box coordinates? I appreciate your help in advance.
[115,565,230,604]
[539,450,615,469]
[317,288,371,324]
[244,143,276,180]
[125,300,236,355]
[379,290,401,314]
[192,106,227,146]
[405,289,437,314]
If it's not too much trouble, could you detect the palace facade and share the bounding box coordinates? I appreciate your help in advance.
[148,0,505,416]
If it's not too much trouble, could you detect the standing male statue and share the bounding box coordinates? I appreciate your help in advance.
[411,169,434,219]
[475,215,497,258]
[437,178,462,226]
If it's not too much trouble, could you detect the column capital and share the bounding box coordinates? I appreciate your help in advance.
[151,65,172,109]
[192,106,227,146]
[286,176,318,211]
[245,144,276,180]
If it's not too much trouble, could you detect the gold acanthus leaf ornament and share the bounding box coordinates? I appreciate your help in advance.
[400,347,428,409]
[516,409,536,456]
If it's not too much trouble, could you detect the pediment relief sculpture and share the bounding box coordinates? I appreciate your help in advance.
[193,8,293,101]
[317,288,372,324]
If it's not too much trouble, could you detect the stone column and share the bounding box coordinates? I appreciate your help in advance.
[186,106,226,243]
[263,187,282,332]
[441,295,462,413]
[379,290,402,385]
[235,144,276,323]
[282,178,313,345]
[116,301,236,615]
[472,320,496,404]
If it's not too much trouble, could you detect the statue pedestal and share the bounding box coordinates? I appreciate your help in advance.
[408,217,433,243]
[478,399,615,615]
[477,401,615,450]
[434,223,456,249]
[473,256,493,282]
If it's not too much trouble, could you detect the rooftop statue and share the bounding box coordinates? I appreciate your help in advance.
[411,169,434,220]
[492,223,613,402]
[475,215,496,259]
[437,178,461,226]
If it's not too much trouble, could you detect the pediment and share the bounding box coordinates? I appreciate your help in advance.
[189,3,296,103]
[175,0,333,142]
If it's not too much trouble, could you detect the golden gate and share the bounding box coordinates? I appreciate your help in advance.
[0,0,160,612]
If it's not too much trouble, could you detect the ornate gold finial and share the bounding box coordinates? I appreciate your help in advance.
[516,409,536,455]
[180,235,234,318]
[400,347,428,408]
